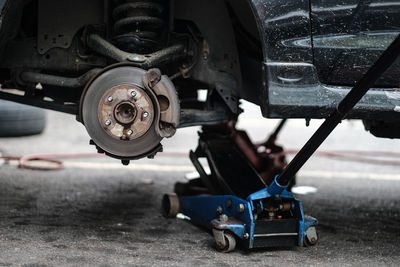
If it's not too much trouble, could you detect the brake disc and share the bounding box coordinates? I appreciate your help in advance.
[80,65,179,160]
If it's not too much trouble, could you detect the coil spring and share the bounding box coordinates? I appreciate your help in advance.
[112,0,167,54]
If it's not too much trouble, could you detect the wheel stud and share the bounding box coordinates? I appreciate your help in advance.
[143,111,149,118]
[107,96,113,102]
[105,119,111,126]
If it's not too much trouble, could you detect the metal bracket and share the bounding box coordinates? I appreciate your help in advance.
[143,69,180,138]
[37,0,103,54]
[215,82,239,114]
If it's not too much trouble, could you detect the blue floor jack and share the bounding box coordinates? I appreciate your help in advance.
[162,132,318,252]
[162,35,400,252]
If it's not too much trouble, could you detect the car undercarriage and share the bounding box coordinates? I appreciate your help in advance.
[0,0,262,161]
[0,0,398,164]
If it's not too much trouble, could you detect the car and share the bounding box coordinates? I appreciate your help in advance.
[0,0,398,165]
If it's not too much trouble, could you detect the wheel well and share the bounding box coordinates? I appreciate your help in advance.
[174,0,263,105]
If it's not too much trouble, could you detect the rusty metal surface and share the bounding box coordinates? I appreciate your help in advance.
[80,64,180,161]
[81,65,163,159]
[203,121,287,186]
[99,85,154,141]
[143,69,180,138]
[231,127,287,185]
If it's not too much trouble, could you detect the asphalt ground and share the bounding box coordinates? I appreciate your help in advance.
[0,102,400,266]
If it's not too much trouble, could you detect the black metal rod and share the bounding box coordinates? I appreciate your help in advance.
[0,91,78,115]
[272,119,287,137]
[277,34,400,186]
[20,69,101,88]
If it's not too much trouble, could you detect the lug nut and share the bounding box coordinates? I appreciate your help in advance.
[131,91,137,97]
[107,96,113,102]
[105,119,111,126]
[127,129,133,135]
[143,111,149,118]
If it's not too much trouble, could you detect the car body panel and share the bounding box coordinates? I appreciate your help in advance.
[247,0,400,121]
[311,0,400,87]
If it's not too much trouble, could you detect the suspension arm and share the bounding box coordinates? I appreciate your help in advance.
[87,34,186,69]
[20,69,101,88]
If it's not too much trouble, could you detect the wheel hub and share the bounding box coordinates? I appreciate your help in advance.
[114,102,137,125]
[99,85,154,141]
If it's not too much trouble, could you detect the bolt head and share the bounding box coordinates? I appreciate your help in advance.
[216,206,223,215]
[143,111,149,118]
[131,91,137,97]
[219,214,228,222]
[105,119,111,126]
[107,96,113,102]
[243,233,250,239]
[237,203,245,213]
[127,129,133,135]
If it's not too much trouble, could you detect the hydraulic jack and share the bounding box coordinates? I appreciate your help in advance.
[163,130,318,251]
[162,35,400,252]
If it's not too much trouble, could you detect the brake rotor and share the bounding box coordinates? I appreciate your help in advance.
[81,66,162,159]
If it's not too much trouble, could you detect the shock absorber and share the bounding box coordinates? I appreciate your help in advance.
[112,0,168,54]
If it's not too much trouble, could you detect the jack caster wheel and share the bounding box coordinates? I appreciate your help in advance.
[213,229,236,253]
[304,226,319,247]
[161,193,180,218]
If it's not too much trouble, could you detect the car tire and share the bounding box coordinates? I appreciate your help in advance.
[0,100,46,137]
